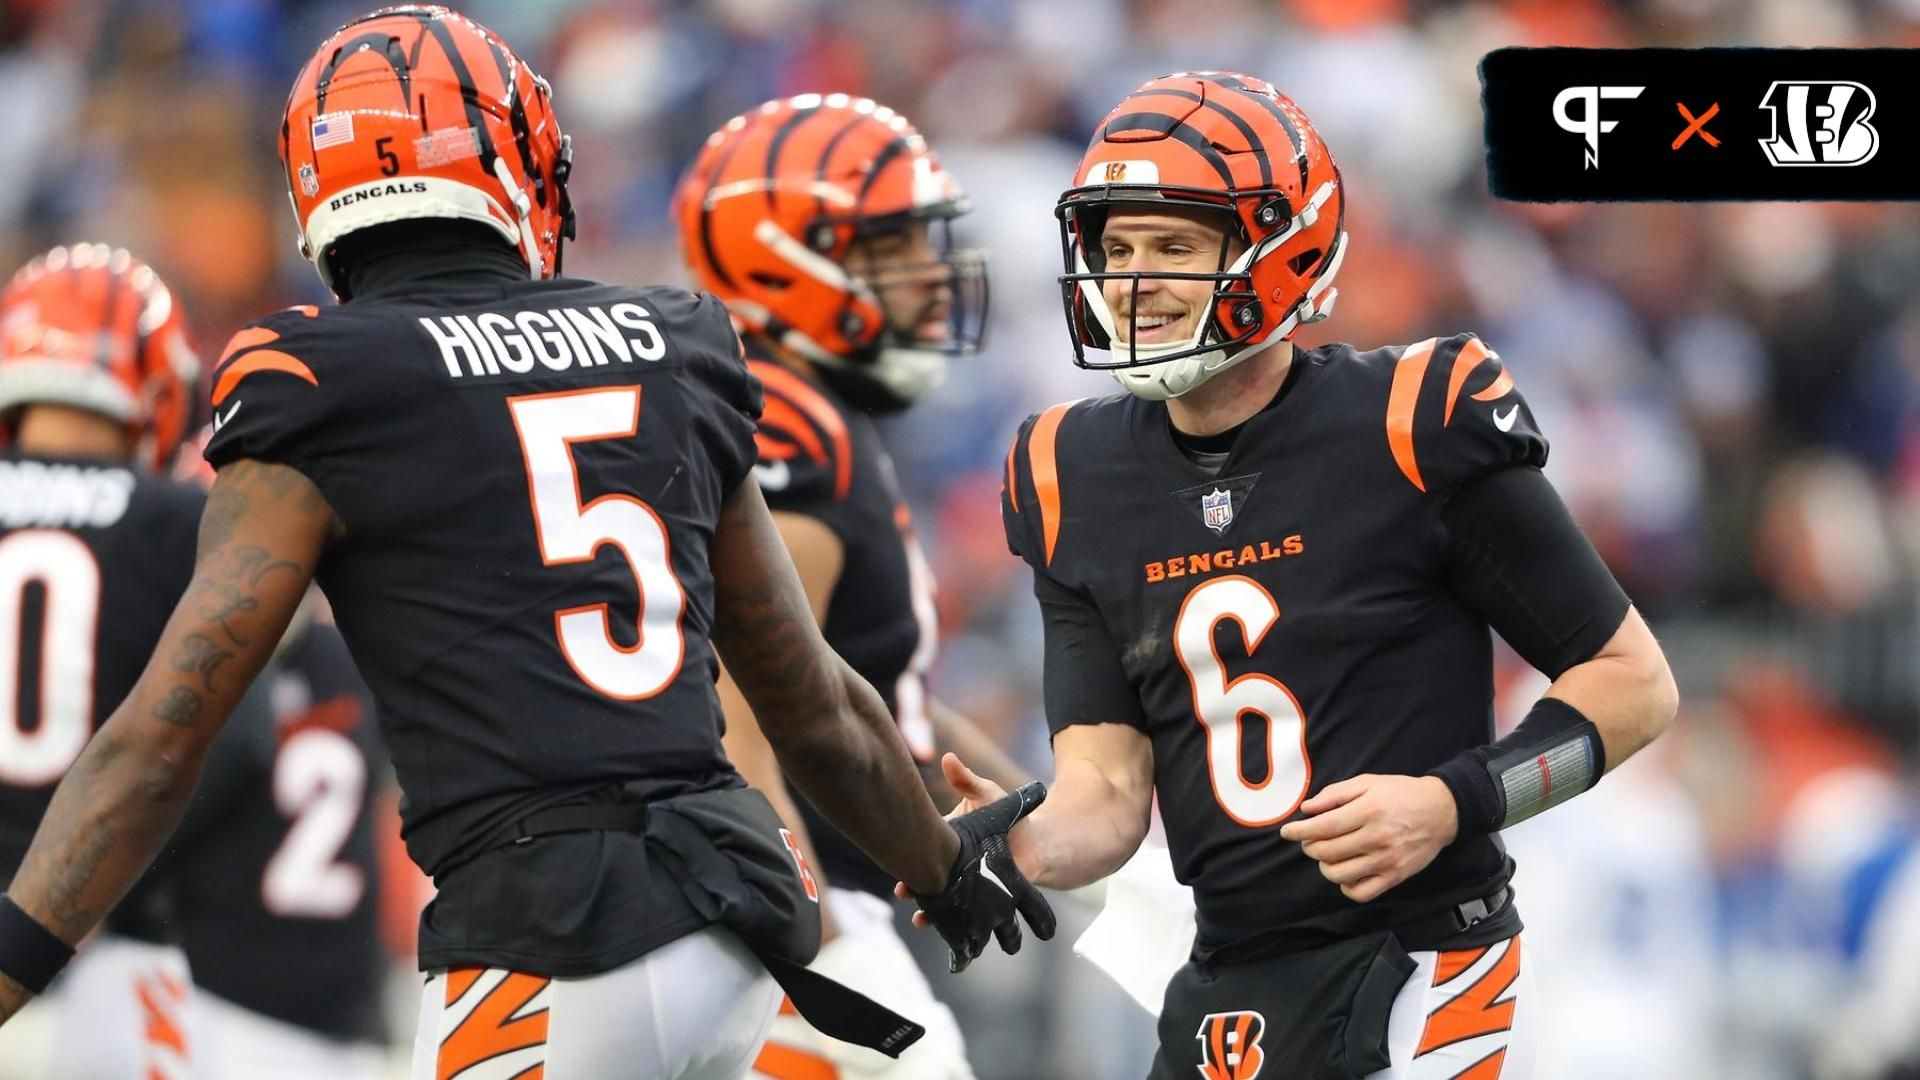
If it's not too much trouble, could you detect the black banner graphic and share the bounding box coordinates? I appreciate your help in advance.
[1482,48,1920,201]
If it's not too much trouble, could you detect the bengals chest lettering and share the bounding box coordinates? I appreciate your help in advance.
[1144,535,1304,584]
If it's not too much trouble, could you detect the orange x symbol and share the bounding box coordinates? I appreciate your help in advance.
[1673,102,1720,149]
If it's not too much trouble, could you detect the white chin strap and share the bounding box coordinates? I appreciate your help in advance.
[492,157,542,280]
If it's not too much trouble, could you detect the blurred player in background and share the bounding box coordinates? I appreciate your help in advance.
[0,244,202,1079]
[675,94,1028,1080]
[169,592,387,1079]
[966,72,1678,1077]
[0,8,1050,1078]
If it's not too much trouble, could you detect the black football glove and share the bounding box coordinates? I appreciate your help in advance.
[912,781,1057,973]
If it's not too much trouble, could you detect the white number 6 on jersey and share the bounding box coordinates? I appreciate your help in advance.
[1174,575,1311,827]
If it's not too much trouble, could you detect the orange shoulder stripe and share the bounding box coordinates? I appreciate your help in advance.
[752,361,852,500]
[1004,435,1020,512]
[753,430,800,461]
[1470,368,1515,403]
[1386,338,1439,493]
[758,396,828,465]
[214,326,281,371]
[1028,402,1074,566]
[212,350,317,406]
[1441,336,1492,427]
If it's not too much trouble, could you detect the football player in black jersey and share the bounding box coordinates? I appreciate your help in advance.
[0,8,1050,1078]
[0,243,207,1079]
[675,95,1025,1080]
[943,73,1678,1078]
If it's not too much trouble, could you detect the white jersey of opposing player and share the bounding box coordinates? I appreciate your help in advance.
[1503,752,1719,1080]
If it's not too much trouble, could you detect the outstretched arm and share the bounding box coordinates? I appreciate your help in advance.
[709,480,958,895]
[1282,467,1676,903]
[1,461,336,1019]
[716,507,845,936]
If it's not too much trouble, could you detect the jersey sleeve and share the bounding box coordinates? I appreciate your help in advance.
[1385,332,1548,497]
[1000,401,1078,577]
[664,289,762,495]
[1002,414,1044,565]
[1034,570,1150,735]
[1440,466,1630,678]
[202,307,342,495]
[747,358,855,526]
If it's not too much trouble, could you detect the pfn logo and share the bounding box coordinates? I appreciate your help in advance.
[1758,81,1878,166]
[1553,85,1645,169]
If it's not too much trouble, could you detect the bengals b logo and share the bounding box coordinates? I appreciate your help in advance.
[1196,1010,1266,1080]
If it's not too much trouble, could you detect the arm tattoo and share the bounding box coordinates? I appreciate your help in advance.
[170,633,233,692]
[714,574,843,722]
[195,478,249,560]
[150,686,205,728]
[191,580,257,648]
[1,458,338,964]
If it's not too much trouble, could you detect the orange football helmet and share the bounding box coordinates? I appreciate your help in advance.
[281,5,574,296]
[0,244,199,471]
[673,93,987,409]
[1057,71,1347,400]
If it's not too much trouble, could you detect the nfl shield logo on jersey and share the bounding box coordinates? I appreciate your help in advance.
[1202,488,1233,533]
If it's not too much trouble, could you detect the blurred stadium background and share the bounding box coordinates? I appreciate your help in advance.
[3,0,1919,1077]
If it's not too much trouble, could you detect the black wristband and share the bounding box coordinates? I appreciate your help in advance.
[0,896,74,994]
[1428,697,1605,840]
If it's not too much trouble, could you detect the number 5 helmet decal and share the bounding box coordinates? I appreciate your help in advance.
[281,5,575,297]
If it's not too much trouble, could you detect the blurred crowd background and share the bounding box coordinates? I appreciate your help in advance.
[3,0,1919,1077]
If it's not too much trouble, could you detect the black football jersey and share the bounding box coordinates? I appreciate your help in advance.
[1002,334,1547,957]
[164,620,386,1044]
[746,356,937,897]
[202,266,761,973]
[0,453,203,877]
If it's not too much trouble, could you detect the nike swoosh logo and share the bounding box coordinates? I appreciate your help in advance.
[977,861,1014,900]
[1492,404,1518,432]
[753,460,791,491]
[213,400,243,432]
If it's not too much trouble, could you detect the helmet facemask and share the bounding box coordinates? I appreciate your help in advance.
[1057,183,1343,400]
[789,207,990,412]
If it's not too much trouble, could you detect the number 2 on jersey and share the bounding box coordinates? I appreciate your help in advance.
[508,386,687,700]
[263,727,366,918]
[1174,575,1311,827]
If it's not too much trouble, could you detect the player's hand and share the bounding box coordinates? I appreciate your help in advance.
[907,781,1057,972]
[937,751,1009,817]
[895,753,1031,902]
[1279,774,1459,904]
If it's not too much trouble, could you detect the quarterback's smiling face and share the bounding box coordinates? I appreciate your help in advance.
[1098,206,1245,347]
